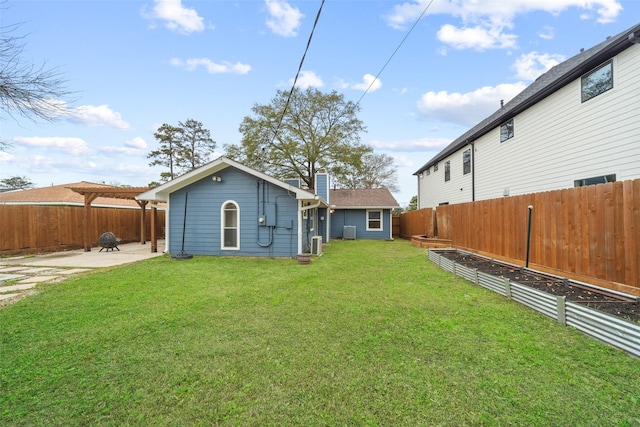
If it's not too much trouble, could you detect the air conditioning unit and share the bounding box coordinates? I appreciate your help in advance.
[343,225,356,240]
[311,236,323,255]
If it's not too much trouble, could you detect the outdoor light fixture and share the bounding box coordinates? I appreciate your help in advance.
[211,176,222,182]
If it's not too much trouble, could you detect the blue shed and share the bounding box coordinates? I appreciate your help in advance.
[137,157,327,257]
[327,188,399,240]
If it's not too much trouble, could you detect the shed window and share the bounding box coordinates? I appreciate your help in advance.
[581,61,613,102]
[444,161,451,182]
[367,210,383,231]
[463,149,471,175]
[500,119,514,142]
[221,201,239,250]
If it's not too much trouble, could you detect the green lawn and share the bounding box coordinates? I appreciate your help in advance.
[1,240,639,426]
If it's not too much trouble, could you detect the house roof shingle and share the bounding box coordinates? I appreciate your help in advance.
[0,181,146,208]
[414,22,640,175]
[329,188,399,209]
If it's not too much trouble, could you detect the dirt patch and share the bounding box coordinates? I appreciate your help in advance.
[437,251,640,323]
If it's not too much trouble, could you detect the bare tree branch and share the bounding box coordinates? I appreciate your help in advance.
[0,18,73,128]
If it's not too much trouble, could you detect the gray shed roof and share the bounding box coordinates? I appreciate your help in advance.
[414,22,640,175]
[329,188,399,209]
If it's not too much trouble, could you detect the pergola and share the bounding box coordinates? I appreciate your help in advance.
[68,186,160,253]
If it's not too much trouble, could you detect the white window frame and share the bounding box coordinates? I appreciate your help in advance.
[366,209,383,231]
[221,200,240,250]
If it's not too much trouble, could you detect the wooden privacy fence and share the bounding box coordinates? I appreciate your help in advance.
[400,179,640,291]
[0,205,165,254]
[398,208,435,239]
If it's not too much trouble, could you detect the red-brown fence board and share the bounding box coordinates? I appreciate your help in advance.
[0,205,165,254]
[398,208,434,238]
[400,178,640,291]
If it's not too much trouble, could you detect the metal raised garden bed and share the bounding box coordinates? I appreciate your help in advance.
[428,248,640,358]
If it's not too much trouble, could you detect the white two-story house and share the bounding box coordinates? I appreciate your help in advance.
[414,23,640,209]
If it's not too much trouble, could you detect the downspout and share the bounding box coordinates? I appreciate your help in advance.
[629,31,640,44]
[470,140,476,202]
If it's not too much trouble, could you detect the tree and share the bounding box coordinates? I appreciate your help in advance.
[148,123,182,182]
[332,152,399,192]
[0,19,71,141]
[148,119,217,182]
[0,175,33,190]
[225,88,369,190]
[175,119,216,174]
[406,195,418,211]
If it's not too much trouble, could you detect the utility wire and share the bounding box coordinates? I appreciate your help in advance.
[270,0,325,144]
[355,0,436,108]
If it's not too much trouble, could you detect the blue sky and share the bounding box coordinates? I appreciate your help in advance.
[1,0,638,207]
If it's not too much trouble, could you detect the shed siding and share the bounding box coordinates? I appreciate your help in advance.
[168,167,299,257]
[330,209,392,240]
[418,43,640,208]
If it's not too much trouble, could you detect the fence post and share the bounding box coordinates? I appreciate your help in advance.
[504,278,511,298]
[556,296,566,325]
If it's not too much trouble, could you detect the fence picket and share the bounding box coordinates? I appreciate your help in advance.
[401,178,640,290]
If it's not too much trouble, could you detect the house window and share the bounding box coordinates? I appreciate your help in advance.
[444,161,451,182]
[581,61,613,103]
[221,201,239,250]
[500,119,514,142]
[574,174,616,187]
[463,149,471,175]
[366,210,383,231]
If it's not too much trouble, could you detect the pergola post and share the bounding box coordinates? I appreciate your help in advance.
[137,200,148,245]
[69,185,153,253]
[83,193,99,252]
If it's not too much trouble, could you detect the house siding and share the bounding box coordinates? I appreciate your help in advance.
[418,149,474,208]
[418,43,640,208]
[329,209,392,240]
[168,167,299,257]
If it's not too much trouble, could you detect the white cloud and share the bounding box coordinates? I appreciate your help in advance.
[391,154,415,168]
[170,58,251,74]
[264,0,304,37]
[0,151,14,162]
[291,70,323,89]
[13,136,91,156]
[416,82,527,127]
[146,0,205,34]
[369,137,451,153]
[125,137,148,150]
[385,0,623,49]
[99,137,149,156]
[351,74,382,92]
[513,52,566,81]
[538,25,555,40]
[437,24,517,50]
[67,105,132,130]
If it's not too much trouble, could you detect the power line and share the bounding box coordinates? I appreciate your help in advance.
[270,0,325,144]
[355,0,436,108]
